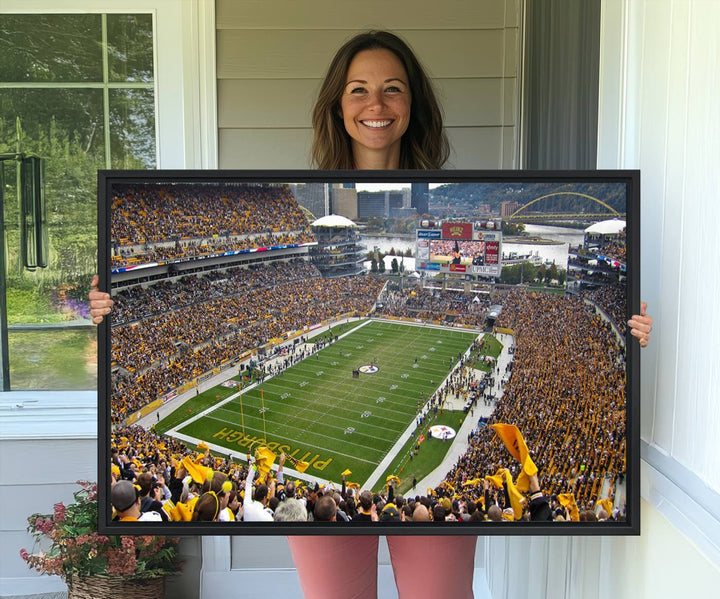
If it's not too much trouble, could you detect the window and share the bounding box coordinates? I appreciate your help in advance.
[0,13,156,389]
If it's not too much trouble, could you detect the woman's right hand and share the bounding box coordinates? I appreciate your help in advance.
[89,274,114,324]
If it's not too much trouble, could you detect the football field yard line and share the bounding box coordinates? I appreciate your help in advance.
[217,400,406,436]
[189,414,385,462]
[219,387,410,431]
[249,378,411,426]
[277,358,392,454]
[204,333,410,455]
[202,407,397,451]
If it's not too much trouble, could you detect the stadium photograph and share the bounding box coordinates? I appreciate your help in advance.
[100,173,636,531]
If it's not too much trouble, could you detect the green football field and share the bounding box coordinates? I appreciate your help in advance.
[171,320,480,485]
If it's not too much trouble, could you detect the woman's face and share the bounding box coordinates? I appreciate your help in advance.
[340,48,411,169]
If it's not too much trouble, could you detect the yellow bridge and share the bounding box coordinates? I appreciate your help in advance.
[504,192,625,221]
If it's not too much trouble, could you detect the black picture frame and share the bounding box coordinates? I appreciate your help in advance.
[97,169,640,536]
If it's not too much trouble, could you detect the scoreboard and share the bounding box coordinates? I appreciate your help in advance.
[416,219,503,278]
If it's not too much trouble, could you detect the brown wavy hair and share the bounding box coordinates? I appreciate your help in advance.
[311,31,449,170]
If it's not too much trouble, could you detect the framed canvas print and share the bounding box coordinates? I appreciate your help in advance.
[97,169,640,535]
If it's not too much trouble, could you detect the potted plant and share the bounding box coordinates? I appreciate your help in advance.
[20,480,182,599]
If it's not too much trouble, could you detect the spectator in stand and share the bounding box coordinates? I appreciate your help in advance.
[191,492,222,522]
[314,495,339,522]
[242,455,274,522]
[111,480,162,522]
[274,499,308,522]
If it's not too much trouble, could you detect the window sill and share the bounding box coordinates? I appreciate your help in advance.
[642,440,720,567]
[0,391,97,440]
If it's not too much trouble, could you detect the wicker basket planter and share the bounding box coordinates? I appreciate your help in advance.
[67,575,165,599]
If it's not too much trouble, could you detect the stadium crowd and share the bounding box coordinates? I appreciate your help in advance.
[581,282,627,337]
[577,225,627,265]
[112,260,320,326]
[375,288,492,326]
[111,183,315,268]
[441,289,626,511]
[110,425,598,524]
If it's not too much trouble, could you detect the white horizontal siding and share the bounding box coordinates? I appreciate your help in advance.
[216,0,516,30]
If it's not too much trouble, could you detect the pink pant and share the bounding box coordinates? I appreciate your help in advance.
[287,535,477,599]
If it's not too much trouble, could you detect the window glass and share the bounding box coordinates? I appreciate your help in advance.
[107,14,155,83]
[0,13,155,390]
[8,330,98,389]
[0,14,103,82]
[110,88,156,169]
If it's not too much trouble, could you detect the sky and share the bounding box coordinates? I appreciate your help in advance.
[355,183,443,192]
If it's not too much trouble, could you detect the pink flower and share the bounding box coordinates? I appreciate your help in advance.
[121,536,135,550]
[53,503,66,522]
[107,547,137,576]
[34,518,53,535]
[43,557,64,576]
[76,480,99,501]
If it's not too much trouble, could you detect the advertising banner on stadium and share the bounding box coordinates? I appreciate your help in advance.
[441,222,473,240]
[417,229,442,239]
[418,261,441,270]
[416,238,430,261]
[443,263,467,273]
[471,264,502,276]
[162,390,177,404]
[485,241,500,264]
[198,371,214,384]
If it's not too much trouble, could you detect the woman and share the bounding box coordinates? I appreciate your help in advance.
[311,31,448,171]
[90,30,653,598]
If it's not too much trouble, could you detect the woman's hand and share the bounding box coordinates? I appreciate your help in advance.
[628,301,653,348]
[89,274,114,324]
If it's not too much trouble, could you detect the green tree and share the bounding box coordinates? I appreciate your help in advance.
[378,259,386,274]
[522,262,538,284]
[1,116,103,299]
[500,261,537,285]
[371,258,378,273]
[501,221,526,236]
[391,258,399,273]
[501,264,521,284]
[365,217,383,231]
[546,263,559,284]
[537,264,547,283]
